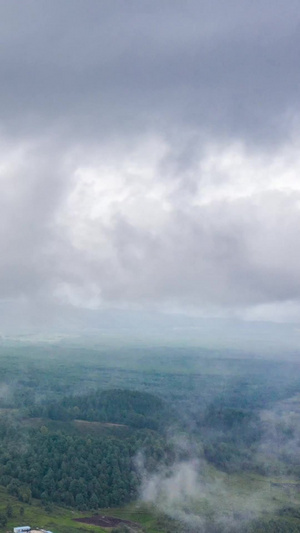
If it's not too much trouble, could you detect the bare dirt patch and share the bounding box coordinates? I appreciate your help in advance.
[74,514,140,529]
[74,419,128,428]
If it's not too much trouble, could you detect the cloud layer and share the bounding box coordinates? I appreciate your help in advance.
[1,1,300,323]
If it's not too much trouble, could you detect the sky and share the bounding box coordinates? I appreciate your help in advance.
[1,0,300,330]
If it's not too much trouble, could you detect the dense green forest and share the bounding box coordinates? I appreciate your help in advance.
[0,416,173,509]
[28,388,173,431]
[0,340,300,532]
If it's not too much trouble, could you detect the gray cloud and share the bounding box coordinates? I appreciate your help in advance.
[0,1,300,326]
[1,1,300,143]
[72,190,300,308]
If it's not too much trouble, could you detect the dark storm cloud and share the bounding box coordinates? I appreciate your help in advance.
[1,0,300,143]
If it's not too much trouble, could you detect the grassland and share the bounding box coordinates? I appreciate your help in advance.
[0,485,172,533]
[2,466,300,533]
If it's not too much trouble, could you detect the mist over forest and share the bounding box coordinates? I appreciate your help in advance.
[0,336,300,532]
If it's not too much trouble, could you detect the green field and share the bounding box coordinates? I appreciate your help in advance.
[2,470,300,533]
[0,487,179,533]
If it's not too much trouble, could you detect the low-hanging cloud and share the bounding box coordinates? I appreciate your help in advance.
[136,452,273,532]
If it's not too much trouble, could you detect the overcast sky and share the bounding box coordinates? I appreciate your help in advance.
[1,0,300,327]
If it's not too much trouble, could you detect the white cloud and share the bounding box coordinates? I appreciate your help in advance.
[39,133,300,319]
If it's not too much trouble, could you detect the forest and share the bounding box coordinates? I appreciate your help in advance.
[0,339,300,532]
